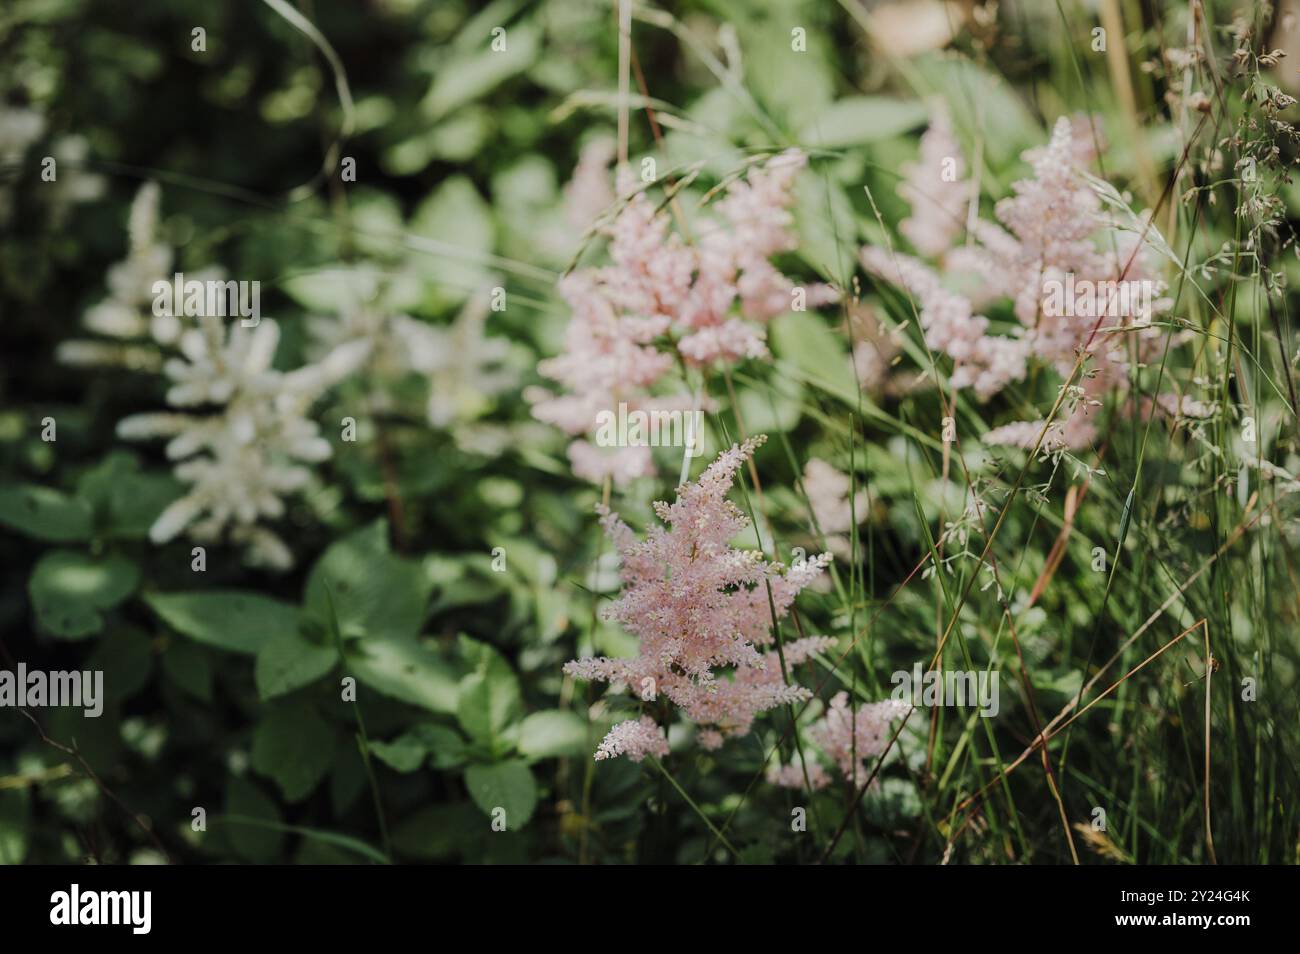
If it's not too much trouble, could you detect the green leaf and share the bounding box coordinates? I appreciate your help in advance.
[145,590,298,655]
[921,55,1039,169]
[411,724,469,769]
[304,520,432,643]
[255,630,336,701]
[251,703,335,802]
[0,484,92,542]
[347,636,458,714]
[798,96,926,148]
[455,636,522,750]
[408,177,495,298]
[28,550,139,639]
[87,628,153,702]
[769,311,858,404]
[422,23,540,122]
[518,710,588,760]
[162,637,212,702]
[464,760,536,829]
[369,734,427,774]
[76,452,181,539]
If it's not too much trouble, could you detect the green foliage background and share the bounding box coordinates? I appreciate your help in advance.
[2,0,1299,864]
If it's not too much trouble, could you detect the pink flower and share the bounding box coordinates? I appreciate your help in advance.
[563,138,616,236]
[565,437,834,758]
[983,412,1097,452]
[898,107,970,258]
[533,150,834,484]
[803,458,868,557]
[864,114,1174,443]
[595,716,670,762]
[767,757,831,791]
[808,692,909,785]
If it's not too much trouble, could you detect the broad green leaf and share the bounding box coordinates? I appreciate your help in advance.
[145,590,298,655]
[330,742,366,816]
[229,816,387,865]
[87,628,153,702]
[769,311,858,403]
[464,760,536,829]
[920,55,1039,169]
[305,520,432,643]
[369,735,427,774]
[411,724,469,769]
[0,484,92,542]
[736,383,803,435]
[162,637,212,702]
[798,96,926,148]
[518,710,587,760]
[422,23,540,121]
[76,453,181,539]
[408,176,495,298]
[794,169,860,279]
[455,636,522,749]
[251,703,335,802]
[255,630,336,701]
[29,550,139,639]
[739,17,835,125]
[347,636,458,714]
[391,802,481,860]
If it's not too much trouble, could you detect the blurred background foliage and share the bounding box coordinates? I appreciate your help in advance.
[1,0,1299,864]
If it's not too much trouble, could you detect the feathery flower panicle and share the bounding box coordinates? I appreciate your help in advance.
[803,458,868,558]
[859,246,1029,400]
[864,115,1174,450]
[982,413,1097,454]
[565,437,834,759]
[768,691,908,790]
[531,150,834,485]
[118,316,368,568]
[808,692,910,786]
[0,104,103,223]
[595,716,670,762]
[767,757,831,791]
[63,184,368,568]
[897,107,970,258]
[305,276,518,432]
[57,183,204,365]
[563,138,617,238]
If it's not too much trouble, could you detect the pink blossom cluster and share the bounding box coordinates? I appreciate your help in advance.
[803,458,868,557]
[565,437,836,758]
[768,692,909,791]
[594,716,669,762]
[897,107,969,258]
[864,115,1175,450]
[530,150,835,485]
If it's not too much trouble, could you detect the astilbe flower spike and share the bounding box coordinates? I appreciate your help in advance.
[768,693,909,791]
[864,115,1177,450]
[59,183,368,568]
[530,150,836,485]
[565,436,835,759]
